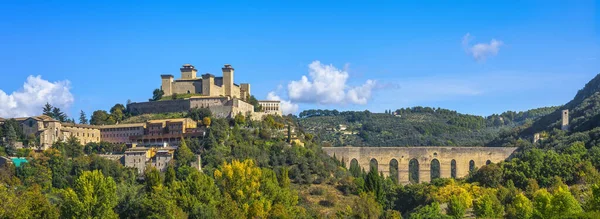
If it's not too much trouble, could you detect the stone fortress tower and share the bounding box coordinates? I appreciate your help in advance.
[561,109,569,131]
[161,64,251,101]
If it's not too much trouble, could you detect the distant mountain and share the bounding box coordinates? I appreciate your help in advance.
[297,106,557,147]
[490,73,600,146]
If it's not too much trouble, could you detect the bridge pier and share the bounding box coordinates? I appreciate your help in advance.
[440,160,452,179]
[399,164,410,185]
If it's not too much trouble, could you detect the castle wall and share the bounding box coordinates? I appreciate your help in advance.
[171,80,203,95]
[231,99,254,116]
[232,85,241,99]
[128,99,191,115]
[189,97,229,108]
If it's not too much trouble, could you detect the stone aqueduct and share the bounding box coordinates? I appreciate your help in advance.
[322,146,518,184]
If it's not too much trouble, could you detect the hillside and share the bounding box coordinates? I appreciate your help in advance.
[490,73,600,147]
[297,107,557,147]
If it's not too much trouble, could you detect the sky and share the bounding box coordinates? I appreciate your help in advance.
[0,0,598,118]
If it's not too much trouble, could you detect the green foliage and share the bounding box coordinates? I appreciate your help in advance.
[187,107,212,122]
[473,193,504,218]
[60,170,118,219]
[248,95,263,112]
[407,202,450,219]
[79,110,88,124]
[150,88,164,101]
[447,194,467,219]
[175,138,195,168]
[506,193,534,219]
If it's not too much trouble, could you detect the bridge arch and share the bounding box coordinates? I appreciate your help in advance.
[469,160,476,172]
[389,159,399,183]
[369,158,378,173]
[409,158,419,183]
[430,159,440,180]
[325,146,517,184]
[349,158,361,177]
[486,160,492,165]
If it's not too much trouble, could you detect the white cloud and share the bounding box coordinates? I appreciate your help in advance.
[0,75,74,118]
[287,61,377,105]
[462,33,503,61]
[267,92,299,115]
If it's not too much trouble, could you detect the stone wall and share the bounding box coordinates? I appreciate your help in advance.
[323,146,518,184]
[171,80,202,95]
[128,99,191,115]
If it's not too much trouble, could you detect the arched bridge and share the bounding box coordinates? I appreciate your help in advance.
[323,146,518,184]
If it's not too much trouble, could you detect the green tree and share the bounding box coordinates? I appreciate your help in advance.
[407,202,450,219]
[447,194,467,219]
[507,193,533,219]
[109,104,126,123]
[151,88,164,101]
[139,185,187,218]
[533,189,553,219]
[187,108,212,122]
[90,110,116,125]
[43,103,54,118]
[352,192,383,219]
[550,185,582,217]
[60,170,118,219]
[51,107,67,122]
[473,193,504,218]
[79,110,88,124]
[65,135,84,159]
[175,138,195,168]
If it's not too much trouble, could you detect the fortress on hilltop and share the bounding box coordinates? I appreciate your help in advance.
[161,64,251,101]
[128,64,281,119]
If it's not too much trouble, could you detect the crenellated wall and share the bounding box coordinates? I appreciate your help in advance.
[323,146,518,184]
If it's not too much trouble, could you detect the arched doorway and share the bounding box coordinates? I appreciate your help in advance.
[469,160,476,172]
[409,158,419,183]
[369,158,378,173]
[349,159,360,177]
[389,159,399,183]
[451,159,457,178]
[486,160,492,165]
[430,159,441,180]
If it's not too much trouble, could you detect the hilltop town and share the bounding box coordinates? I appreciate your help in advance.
[0,63,287,174]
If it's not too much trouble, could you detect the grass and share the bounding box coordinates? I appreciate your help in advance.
[121,112,187,124]
[158,93,205,101]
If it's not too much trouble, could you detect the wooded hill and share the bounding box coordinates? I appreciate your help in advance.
[296,106,558,147]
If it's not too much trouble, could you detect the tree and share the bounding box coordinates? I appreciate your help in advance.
[90,110,115,125]
[187,108,212,122]
[43,103,54,118]
[203,117,212,127]
[550,185,582,216]
[214,160,271,218]
[60,170,118,219]
[175,138,194,168]
[447,194,467,219]
[533,189,553,218]
[352,192,383,219]
[473,193,504,218]
[506,193,533,219]
[109,104,126,123]
[79,110,88,124]
[248,95,263,112]
[151,88,164,101]
[234,113,246,126]
[65,135,84,159]
[51,107,67,122]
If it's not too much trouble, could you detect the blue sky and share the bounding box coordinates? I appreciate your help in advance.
[0,1,598,118]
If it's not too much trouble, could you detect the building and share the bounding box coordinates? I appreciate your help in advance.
[161,64,251,101]
[561,109,570,131]
[151,149,174,172]
[258,100,283,116]
[60,123,101,144]
[133,118,204,147]
[128,64,282,120]
[124,147,154,174]
[98,123,146,144]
